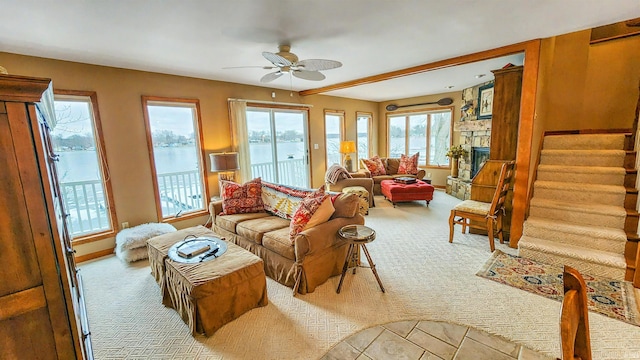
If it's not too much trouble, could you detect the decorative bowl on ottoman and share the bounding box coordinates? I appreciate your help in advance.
[380,179,434,207]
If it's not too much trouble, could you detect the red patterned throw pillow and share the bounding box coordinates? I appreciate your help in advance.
[361,155,386,176]
[220,178,265,215]
[289,186,332,242]
[398,152,419,175]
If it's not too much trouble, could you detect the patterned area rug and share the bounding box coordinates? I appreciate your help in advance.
[477,250,640,327]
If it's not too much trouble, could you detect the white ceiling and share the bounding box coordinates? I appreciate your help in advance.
[1,0,638,102]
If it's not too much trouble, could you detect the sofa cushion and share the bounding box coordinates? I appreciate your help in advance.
[215,212,270,233]
[361,156,386,176]
[262,228,296,260]
[385,158,400,175]
[262,181,314,219]
[289,186,329,241]
[236,216,290,245]
[220,178,265,215]
[330,193,359,219]
[398,152,419,175]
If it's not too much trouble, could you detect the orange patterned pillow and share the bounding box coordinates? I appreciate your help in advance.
[361,156,386,176]
[220,178,265,215]
[289,186,330,242]
[398,152,419,175]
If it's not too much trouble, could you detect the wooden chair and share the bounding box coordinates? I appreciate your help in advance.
[448,160,515,252]
[560,266,592,360]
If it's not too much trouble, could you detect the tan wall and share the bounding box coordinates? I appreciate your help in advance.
[528,30,640,200]
[378,91,461,187]
[0,52,376,257]
[537,30,640,131]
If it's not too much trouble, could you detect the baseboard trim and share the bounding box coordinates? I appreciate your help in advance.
[75,248,114,263]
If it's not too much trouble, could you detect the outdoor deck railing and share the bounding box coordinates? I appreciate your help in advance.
[59,179,110,237]
[157,170,204,217]
[250,158,307,187]
[60,162,306,237]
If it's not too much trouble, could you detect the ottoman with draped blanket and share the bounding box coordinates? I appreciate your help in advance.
[147,225,268,336]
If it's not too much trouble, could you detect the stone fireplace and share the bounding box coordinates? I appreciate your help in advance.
[446,121,492,200]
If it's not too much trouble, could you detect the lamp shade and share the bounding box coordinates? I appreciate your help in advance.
[339,141,356,154]
[210,152,239,172]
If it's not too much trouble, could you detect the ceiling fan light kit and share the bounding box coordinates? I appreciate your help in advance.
[385,97,454,111]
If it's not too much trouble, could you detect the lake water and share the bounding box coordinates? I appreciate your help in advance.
[57,143,308,183]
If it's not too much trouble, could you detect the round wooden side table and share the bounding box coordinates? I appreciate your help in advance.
[336,225,385,294]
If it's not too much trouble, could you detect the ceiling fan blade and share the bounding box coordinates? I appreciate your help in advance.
[260,71,284,83]
[223,65,276,70]
[292,70,326,81]
[262,51,291,67]
[297,59,342,71]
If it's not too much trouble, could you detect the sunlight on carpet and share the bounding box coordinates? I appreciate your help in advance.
[79,191,640,360]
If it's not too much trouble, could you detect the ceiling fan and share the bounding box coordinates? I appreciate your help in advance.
[237,45,342,83]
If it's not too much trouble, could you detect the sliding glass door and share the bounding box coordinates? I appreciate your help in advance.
[246,107,310,188]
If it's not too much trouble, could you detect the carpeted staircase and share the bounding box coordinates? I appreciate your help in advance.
[518,133,637,280]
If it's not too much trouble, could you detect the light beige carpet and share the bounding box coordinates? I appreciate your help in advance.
[80,191,640,359]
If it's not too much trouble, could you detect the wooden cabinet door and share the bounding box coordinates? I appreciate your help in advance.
[0,101,76,359]
[490,66,523,161]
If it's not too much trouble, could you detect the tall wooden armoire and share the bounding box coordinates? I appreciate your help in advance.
[470,66,523,241]
[0,74,92,359]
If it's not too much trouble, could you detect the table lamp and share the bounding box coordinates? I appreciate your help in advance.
[210,152,239,182]
[339,141,356,172]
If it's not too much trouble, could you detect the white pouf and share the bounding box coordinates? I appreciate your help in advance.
[115,223,176,263]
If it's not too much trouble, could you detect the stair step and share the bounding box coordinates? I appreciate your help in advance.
[523,216,626,253]
[540,149,625,167]
[529,198,626,229]
[518,236,626,280]
[627,232,640,242]
[536,164,625,185]
[543,133,627,150]
[533,181,625,206]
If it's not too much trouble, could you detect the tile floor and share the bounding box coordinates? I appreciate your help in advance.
[321,320,555,360]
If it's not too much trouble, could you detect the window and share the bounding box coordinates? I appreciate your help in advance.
[245,106,310,188]
[52,91,116,241]
[325,110,344,169]
[356,112,372,164]
[142,97,209,220]
[387,109,452,167]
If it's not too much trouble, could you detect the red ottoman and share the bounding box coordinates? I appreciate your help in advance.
[380,179,434,206]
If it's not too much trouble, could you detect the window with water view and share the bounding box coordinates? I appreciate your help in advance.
[142,98,208,220]
[325,111,344,169]
[388,109,452,167]
[356,112,372,164]
[52,92,115,239]
[246,107,310,188]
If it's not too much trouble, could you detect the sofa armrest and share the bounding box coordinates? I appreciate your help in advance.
[325,177,374,207]
[349,172,367,179]
[416,169,426,179]
[293,214,365,261]
[357,168,372,178]
[208,200,224,224]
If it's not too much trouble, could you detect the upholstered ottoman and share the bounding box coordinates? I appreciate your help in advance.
[147,225,218,306]
[342,186,370,215]
[164,240,268,336]
[380,179,435,207]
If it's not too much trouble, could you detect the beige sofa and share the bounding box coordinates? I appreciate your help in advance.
[209,191,363,295]
[358,157,426,195]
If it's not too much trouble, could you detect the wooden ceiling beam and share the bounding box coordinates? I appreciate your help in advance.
[299,40,538,96]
